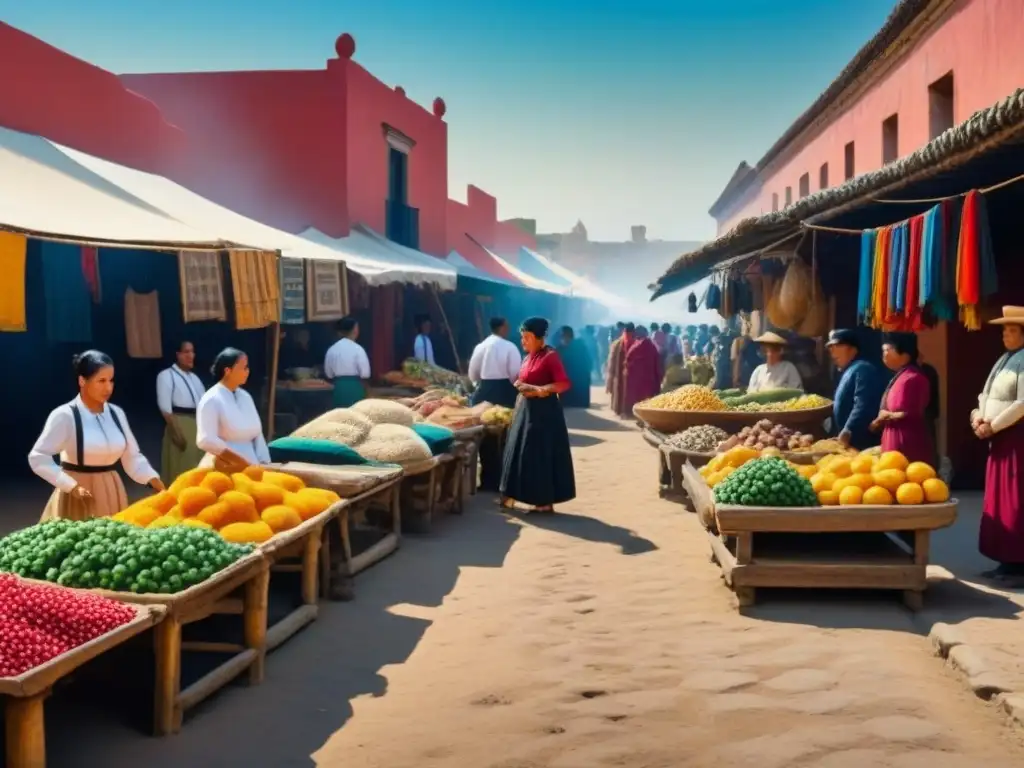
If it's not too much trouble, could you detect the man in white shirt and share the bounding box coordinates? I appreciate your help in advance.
[468,317,522,408]
[324,316,371,407]
[747,331,804,393]
[412,314,436,365]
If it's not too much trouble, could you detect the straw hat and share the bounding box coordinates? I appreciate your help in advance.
[753,331,788,346]
[989,306,1024,325]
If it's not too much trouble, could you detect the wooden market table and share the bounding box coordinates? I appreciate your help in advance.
[2,604,164,768]
[452,425,485,499]
[709,501,959,610]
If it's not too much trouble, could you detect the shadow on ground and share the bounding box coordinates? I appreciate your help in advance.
[34,501,523,768]
[569,432,604,448]
[514,510,658,556]
[564,408,633,433]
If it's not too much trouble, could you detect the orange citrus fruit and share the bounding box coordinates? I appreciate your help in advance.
[850,455,875,475]
[876,451,909,472]
[863,486,895,506]
[905,462,937,484]
[872,468,907,493]
[895,482,925,505]
[922,477,950,503]
[817,490,839,506]
[838,486,864,505]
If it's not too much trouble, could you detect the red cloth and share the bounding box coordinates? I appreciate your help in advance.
[880,366,933,464]
[980,423,1024,564]
[607,333,632,415]
[623,337,662,414]
[904,215,924,330]
[957,190,981,306]
[518,346,569,386]
[81,246,101,303]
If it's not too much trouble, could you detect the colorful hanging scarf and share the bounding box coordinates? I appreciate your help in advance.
[870,226,891,328]
[892,221,909,315]
[957,191,984,329]
[919,205,940,307]
[976,191,998,300]
[857,230,876,325]
[904,214,924,330]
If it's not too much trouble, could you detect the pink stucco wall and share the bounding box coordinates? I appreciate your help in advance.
[716,0,1024,233]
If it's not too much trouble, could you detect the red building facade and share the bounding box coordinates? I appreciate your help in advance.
[710,0,1024,235]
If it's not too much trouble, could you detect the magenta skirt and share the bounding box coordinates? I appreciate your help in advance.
[980,423,1024,564]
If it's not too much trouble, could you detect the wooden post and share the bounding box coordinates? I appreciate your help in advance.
[152,616,182,737]
[266,321,281,441]
[431,285,462,373]
[5,694,46,768]
[301,529,321,605]
[244,567,270,685]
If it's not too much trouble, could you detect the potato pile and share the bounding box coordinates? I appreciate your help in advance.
[717,419,814,452]
[643,385,726,412]
[113,467,341,544]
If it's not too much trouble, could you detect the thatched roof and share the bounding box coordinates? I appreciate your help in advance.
[712,0,937,214]
[652,87,1024,298]
[708,162,755,218]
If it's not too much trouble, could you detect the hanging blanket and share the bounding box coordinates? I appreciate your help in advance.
[125,289,162,359]
[229,250,279,330]
[81,246,101,304]
[179,250,227,322]
[904,214,924,330]
[279,257,306,325]
[41,241,92,343]
[857,230,876,325]
[0,232,27,332]
[957,191,983,330]
[306,260,346,322]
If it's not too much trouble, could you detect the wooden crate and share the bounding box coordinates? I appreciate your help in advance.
[710,501,958,610]
[1,605,164,768]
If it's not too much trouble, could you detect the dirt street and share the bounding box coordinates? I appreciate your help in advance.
[38,392,1024,767]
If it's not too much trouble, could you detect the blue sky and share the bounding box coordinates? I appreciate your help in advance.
[4,0,898,242]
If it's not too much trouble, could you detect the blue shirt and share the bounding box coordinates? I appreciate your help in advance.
[833,358,885,450]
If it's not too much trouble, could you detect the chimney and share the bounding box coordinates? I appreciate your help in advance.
[631,225,647,243]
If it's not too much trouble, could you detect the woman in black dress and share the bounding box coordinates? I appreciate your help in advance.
[500,317,576,512]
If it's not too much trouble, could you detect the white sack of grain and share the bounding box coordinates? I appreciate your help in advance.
[357,423,432,464]
[797,288,828,338]
[351,398,417,426]
[766,280,796,330]
[778,259,811,324]
[292,408,373,446]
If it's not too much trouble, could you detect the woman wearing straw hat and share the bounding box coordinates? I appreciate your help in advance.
[974,306,1024,583]
[747,332,804,393]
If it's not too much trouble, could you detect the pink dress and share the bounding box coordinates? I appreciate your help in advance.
[880,366,934,465]
[624,337,663,414]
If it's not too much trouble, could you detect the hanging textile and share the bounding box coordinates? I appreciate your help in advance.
[919,205,941,307]
[80,246,102,304]
[956,191,983,330]
[976,192,998,300]
[279,257,306,325]
[870,226,891,328]
[0,232,27,332]
[124,289,162,358]
[41,241,93,344]
[228,250,279,330]
[857,230,876,325]
[371,283,399,375]
[903,214,924,330]
[306,260,346,322]
[179,250,227,322]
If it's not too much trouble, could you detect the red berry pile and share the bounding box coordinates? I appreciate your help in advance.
[0,573,136,678]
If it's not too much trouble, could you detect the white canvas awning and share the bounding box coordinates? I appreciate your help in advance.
[0,126,228,249]
[300,226,457,289]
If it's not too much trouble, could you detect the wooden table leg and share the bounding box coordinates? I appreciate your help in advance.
[318,528,332,597]
[244,567,270,685]
[426,467,438,526]
[301,529,321,605]
[339,512,354,565]
[391,485,402,537]
[903,529,930,611]
[734,533,756,607]
[5,692,47,768]
[153,616,182,736]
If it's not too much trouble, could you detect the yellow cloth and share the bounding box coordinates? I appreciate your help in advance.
[0,232,27,332]
[229,250,280,330]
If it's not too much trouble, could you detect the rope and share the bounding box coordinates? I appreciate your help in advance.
[872,169,1024,204]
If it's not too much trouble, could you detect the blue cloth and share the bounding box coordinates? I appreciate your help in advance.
[41,241,93,344]
[411,423,456,455]
[920,206,938,306]
[268,436,367,465]
[890,222,908,314]
[857,231,876,323]
[832,358,885,451]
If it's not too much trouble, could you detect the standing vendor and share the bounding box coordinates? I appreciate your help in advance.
[557,326,593,409]
[974,307,1024,582]
[747,332,804,392]
[30,350,163,520]
[872,332,934,465]
[826,329,884,450]
[324,316,371,408]
[468,317,521,408]
[412,314,436,365]
[196,348,271,471]
[156,340,206,484]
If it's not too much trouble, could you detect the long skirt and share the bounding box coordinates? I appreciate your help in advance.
[161,414,203,485]
[500,394,575,507]
[332,376,365,408]
[980,423,1024,564]
[41,469,128,522]
[471,378,518,409]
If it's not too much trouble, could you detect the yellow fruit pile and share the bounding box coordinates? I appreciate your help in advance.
[699,445,817,488]
[644,385,726,412]
[808,450,950,507]
[113,467,342,543]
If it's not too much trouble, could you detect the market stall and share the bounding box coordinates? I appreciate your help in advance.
[0,580,165,768]
[690,449,957,609]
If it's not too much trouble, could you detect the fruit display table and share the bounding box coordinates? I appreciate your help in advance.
[1,605,164,768]
[708,501,958,610]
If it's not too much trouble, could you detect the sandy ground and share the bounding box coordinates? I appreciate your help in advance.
[9,390,1024,767]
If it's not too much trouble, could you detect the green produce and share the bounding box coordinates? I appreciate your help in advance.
[0,518,254,595]
[722,388,804,408]
[713,388,744,399]
[713,457,817,507]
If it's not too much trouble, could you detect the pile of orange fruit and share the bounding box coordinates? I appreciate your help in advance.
[807,450,950,507]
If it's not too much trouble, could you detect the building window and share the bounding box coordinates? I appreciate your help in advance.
[784,187,792,207]
[771,193,779,212]
[819,163,829,190]
[844,142,855,180]
[882,114,899,164]
[798,173,810,199]
[929,71,955,139]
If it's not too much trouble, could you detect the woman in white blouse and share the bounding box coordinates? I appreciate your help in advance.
[196,348,271,472]
[156,340,207,483]
[29,350,163,521]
